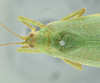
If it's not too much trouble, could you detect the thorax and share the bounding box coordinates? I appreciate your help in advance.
[36,27,61,54]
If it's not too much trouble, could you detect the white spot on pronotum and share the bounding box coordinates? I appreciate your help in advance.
[58,40,65,46]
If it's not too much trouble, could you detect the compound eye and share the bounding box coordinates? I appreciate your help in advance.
[29,45,34,48]
[30,34,34,37]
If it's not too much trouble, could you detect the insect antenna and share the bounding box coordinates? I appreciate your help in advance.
[0,23,28,46]
[0,23,25,39]
[0,42,21,46]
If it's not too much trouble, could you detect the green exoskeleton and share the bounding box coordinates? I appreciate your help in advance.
[1,7,100,71]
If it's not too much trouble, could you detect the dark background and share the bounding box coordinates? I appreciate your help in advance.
[0,0,100,83]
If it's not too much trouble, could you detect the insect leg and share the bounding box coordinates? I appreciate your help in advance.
[17,16,46,28]
[21,21,36,32]
[60,7,86,21]
[60,58,82,71]
[19,21,36,35]
[17,47,42,53]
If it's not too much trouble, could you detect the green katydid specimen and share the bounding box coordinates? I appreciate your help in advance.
[1,7,100,71]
